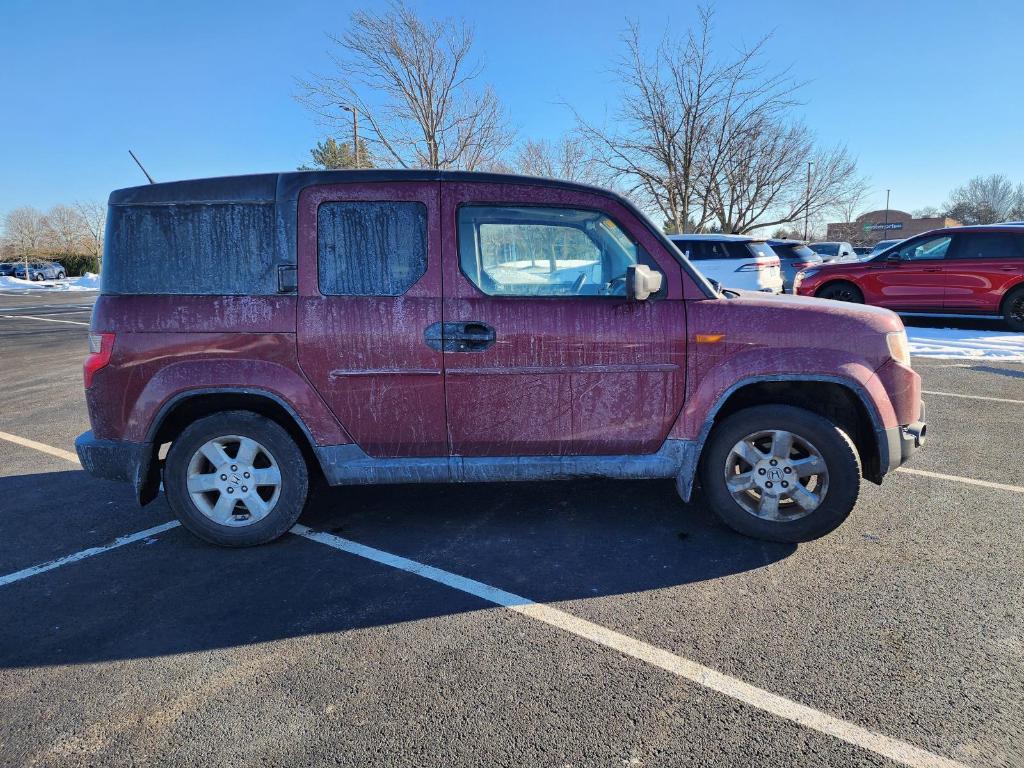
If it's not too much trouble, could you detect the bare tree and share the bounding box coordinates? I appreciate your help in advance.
[297,1,513,170]
[2,207,48,278]
[514,136,603,184]
[75,201,106,266]
[944,174,1024,224]
[573,8,867,235]
[44,204,88,257]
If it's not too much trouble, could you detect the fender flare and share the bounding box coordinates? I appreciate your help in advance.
[674,373,888,501]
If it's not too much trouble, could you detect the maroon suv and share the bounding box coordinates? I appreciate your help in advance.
[76,171,925,546]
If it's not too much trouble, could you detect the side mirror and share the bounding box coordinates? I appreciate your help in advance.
[886,251,902,262]
[627,264,663,301]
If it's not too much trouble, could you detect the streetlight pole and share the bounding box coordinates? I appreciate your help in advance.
[342,105,359,169]
[883,189,890,242]
[803,161,813,241]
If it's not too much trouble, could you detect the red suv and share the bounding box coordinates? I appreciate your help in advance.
[76,171,925,547]
[794,224,1024,330]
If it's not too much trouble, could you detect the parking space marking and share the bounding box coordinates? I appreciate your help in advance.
[0,521,180,588]
[0,313,89,326]
[0,431,81,464]
[292,524,968,768]
[922,389,1024,405]
[897,467,1024,494]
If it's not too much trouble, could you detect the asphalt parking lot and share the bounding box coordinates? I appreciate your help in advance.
[1,292,1022,768]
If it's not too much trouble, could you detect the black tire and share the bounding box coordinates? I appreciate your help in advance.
[164,410,309,547]
[56,272,65,280]
[32,273,42,282]
[816,281,863,303]
[1003,286,1024,332]
[698,405,861,543]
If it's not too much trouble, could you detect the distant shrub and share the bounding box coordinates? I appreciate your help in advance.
[53,254,100,276]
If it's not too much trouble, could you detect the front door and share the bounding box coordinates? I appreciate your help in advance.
[296,181,447,457]
[439,182,687,457]
[862,234,953,311]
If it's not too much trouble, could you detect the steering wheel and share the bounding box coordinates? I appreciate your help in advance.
[572,273,588,294]
[606,275,628,296]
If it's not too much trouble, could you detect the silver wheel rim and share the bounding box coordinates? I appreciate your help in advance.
[186,435,282,527]
[724,429,829,522]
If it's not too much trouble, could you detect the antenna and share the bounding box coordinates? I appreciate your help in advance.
[128,149,156,184]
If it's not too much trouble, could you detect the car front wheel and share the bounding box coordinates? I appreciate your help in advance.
[816,281,863,303]
[698,405,861,543]
[164,410,309,547]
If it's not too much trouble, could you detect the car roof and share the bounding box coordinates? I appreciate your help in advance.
[107,169,619,206]
[667,233,753,242]
[766,239,807,245]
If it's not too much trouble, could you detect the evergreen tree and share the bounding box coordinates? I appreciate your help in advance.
[299,137,373,170]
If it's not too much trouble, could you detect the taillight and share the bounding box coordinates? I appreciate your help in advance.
[790,261,816,269]
[735,259,780,272]
[84,332,114,388]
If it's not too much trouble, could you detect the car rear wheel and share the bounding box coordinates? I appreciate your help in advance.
[164,410,309,547]
[816,281,863,303]
[56,271,65,280]
[32,273,42,281]
[698,405,861,543]
[1003,286,1024,332]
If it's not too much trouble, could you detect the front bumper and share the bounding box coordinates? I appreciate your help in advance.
[882,402,927,474]
[75,431,159,505]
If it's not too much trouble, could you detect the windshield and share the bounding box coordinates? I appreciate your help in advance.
[811,243,839,256]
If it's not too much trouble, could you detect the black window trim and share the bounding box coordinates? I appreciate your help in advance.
[454,202,667,301]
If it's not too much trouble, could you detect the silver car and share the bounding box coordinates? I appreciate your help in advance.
[12,261,65,281]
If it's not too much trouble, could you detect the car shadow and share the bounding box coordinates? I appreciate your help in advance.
[0,471,795,669]
[969,364,1024,379]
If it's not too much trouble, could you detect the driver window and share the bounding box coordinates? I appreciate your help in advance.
[457,205,657,297]
[896,235,952,261]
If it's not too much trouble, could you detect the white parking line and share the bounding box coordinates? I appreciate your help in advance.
[292,524,968,768]
[0,431,81,464]
[0,313,89,326]
[0,521,180,587]
[897,467,1024,494]
[922,389,1024,405]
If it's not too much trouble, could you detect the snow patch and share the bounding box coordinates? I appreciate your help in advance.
[0,273,100,292]
[907,326,1024,361]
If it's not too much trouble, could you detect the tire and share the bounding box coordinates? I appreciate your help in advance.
[1003,286,1024,332]
[32,273,42,282]
[164,410,309,547]
[697,405,861,543]
[56,272,65,280]
[816,281,863,303]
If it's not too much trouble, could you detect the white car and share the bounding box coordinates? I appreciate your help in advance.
[809,241,858,263]
[668,234,783,294]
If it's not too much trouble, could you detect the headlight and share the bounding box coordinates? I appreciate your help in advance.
[886,330,911,366]
[797,268,820,280]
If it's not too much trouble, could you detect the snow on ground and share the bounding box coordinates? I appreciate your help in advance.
[0,273,99,292]
[906,326,1024,361]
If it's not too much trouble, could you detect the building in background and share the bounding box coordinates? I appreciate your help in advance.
[827,209,960,245]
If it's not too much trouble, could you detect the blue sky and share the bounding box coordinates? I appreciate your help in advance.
[3,0,1023,219]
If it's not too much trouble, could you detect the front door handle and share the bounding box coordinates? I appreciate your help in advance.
[424,321,496,352]
[923,267,942,273]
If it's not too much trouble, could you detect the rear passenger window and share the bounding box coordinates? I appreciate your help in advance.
[954,233,1023,260]
[317,202,427,296]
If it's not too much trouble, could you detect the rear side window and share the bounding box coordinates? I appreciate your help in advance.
[682,241,757,260]
[317,202,427,296]
[103,203,276,295]
[953,233,1024,260]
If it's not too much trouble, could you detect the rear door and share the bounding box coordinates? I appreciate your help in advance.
[440,181,687,457]
[296,181,448,456]
[943,231,1024,312]
[861,234,953,310]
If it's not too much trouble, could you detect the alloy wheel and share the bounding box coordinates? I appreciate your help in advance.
[186,435,282,526]
[723,429,829,521]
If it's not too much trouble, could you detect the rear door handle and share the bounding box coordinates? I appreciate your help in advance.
[923,267,942,272]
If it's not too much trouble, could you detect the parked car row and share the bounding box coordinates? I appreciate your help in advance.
[0,260,67,280]
[794,224,1024,330]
